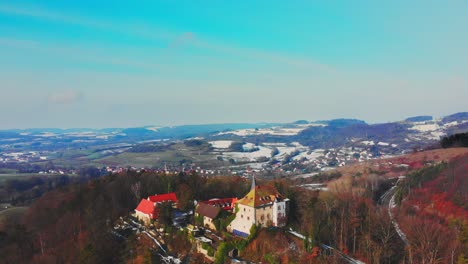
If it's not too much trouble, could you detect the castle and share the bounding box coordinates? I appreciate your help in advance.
[228,176,289,237]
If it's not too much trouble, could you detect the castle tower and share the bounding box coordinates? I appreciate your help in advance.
[251,174,256,190]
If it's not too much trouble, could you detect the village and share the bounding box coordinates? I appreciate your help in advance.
[113,176,290,263]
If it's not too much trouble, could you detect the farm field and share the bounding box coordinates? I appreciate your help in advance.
[94,142,219,168]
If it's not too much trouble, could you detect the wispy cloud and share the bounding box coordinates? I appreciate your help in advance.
[0,36,168,72]
[0,3,334,74]
[47,90,84,104]
[0,4,102,28]
[169,32,195,49]
[0,4,176,39]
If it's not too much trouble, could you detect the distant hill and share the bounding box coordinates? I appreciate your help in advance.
[315,118,366,127]
[293,120,309,125]
[442,112,468,123]
[0,112,466,160]
[405,116,433,122]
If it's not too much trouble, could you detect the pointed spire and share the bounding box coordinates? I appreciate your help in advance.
[251,174,256,190]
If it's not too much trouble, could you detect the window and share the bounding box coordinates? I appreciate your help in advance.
[241,214,243,218]
[247,217,250,221]
[278,205,281,210]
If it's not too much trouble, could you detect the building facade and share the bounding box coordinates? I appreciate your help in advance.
[228,177,289,237]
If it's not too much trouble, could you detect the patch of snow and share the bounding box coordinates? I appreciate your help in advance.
[65,132,99,137]
[263,142,287,147]
[290,141,305,147]
[444,121,459,127]
[361,140,375,146]
[242,143,257,151]
[274,145,307,161]
[209,140,233,149]
[292,150,322,162]
[223,146,272,162]
[146,126,161,132]
[218,126,309,136]
[0,138,20,142]
[188,137,204,140]
[410,123,439,132]
[442,120,468,128]
[35,132,57,137]
[377,142,389,146]
[430,131,446,140]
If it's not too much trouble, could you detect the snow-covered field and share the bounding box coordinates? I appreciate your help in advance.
[217,124,324,137]
[406,121,449,140]
[410,123,440,132]
[222,146,272,162]
[242,142,257,151]
[263,142,287,147]
[443,120,467,128]
[275,146,299,158]
[292,150,323,161]
[218,127,304,136]
[209,140,233,149]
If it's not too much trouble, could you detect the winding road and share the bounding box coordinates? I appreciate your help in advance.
[378,180,409,245]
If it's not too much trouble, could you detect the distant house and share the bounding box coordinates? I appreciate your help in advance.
[196,202,222,230]
[135,199,157,224]
[134,192,178,224]
[228,177,289,238]
[202,197,238,212]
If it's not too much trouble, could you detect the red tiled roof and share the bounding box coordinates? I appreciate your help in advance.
[148,192,178,203]
[135,199,156,218]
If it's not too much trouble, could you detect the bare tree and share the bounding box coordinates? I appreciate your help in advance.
[131,181,142,202]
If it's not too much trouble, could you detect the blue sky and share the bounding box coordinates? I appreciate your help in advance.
[0,1,467,128]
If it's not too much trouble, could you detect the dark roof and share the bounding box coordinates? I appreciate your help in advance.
[203,198,238,211]
[196,202,221,219]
